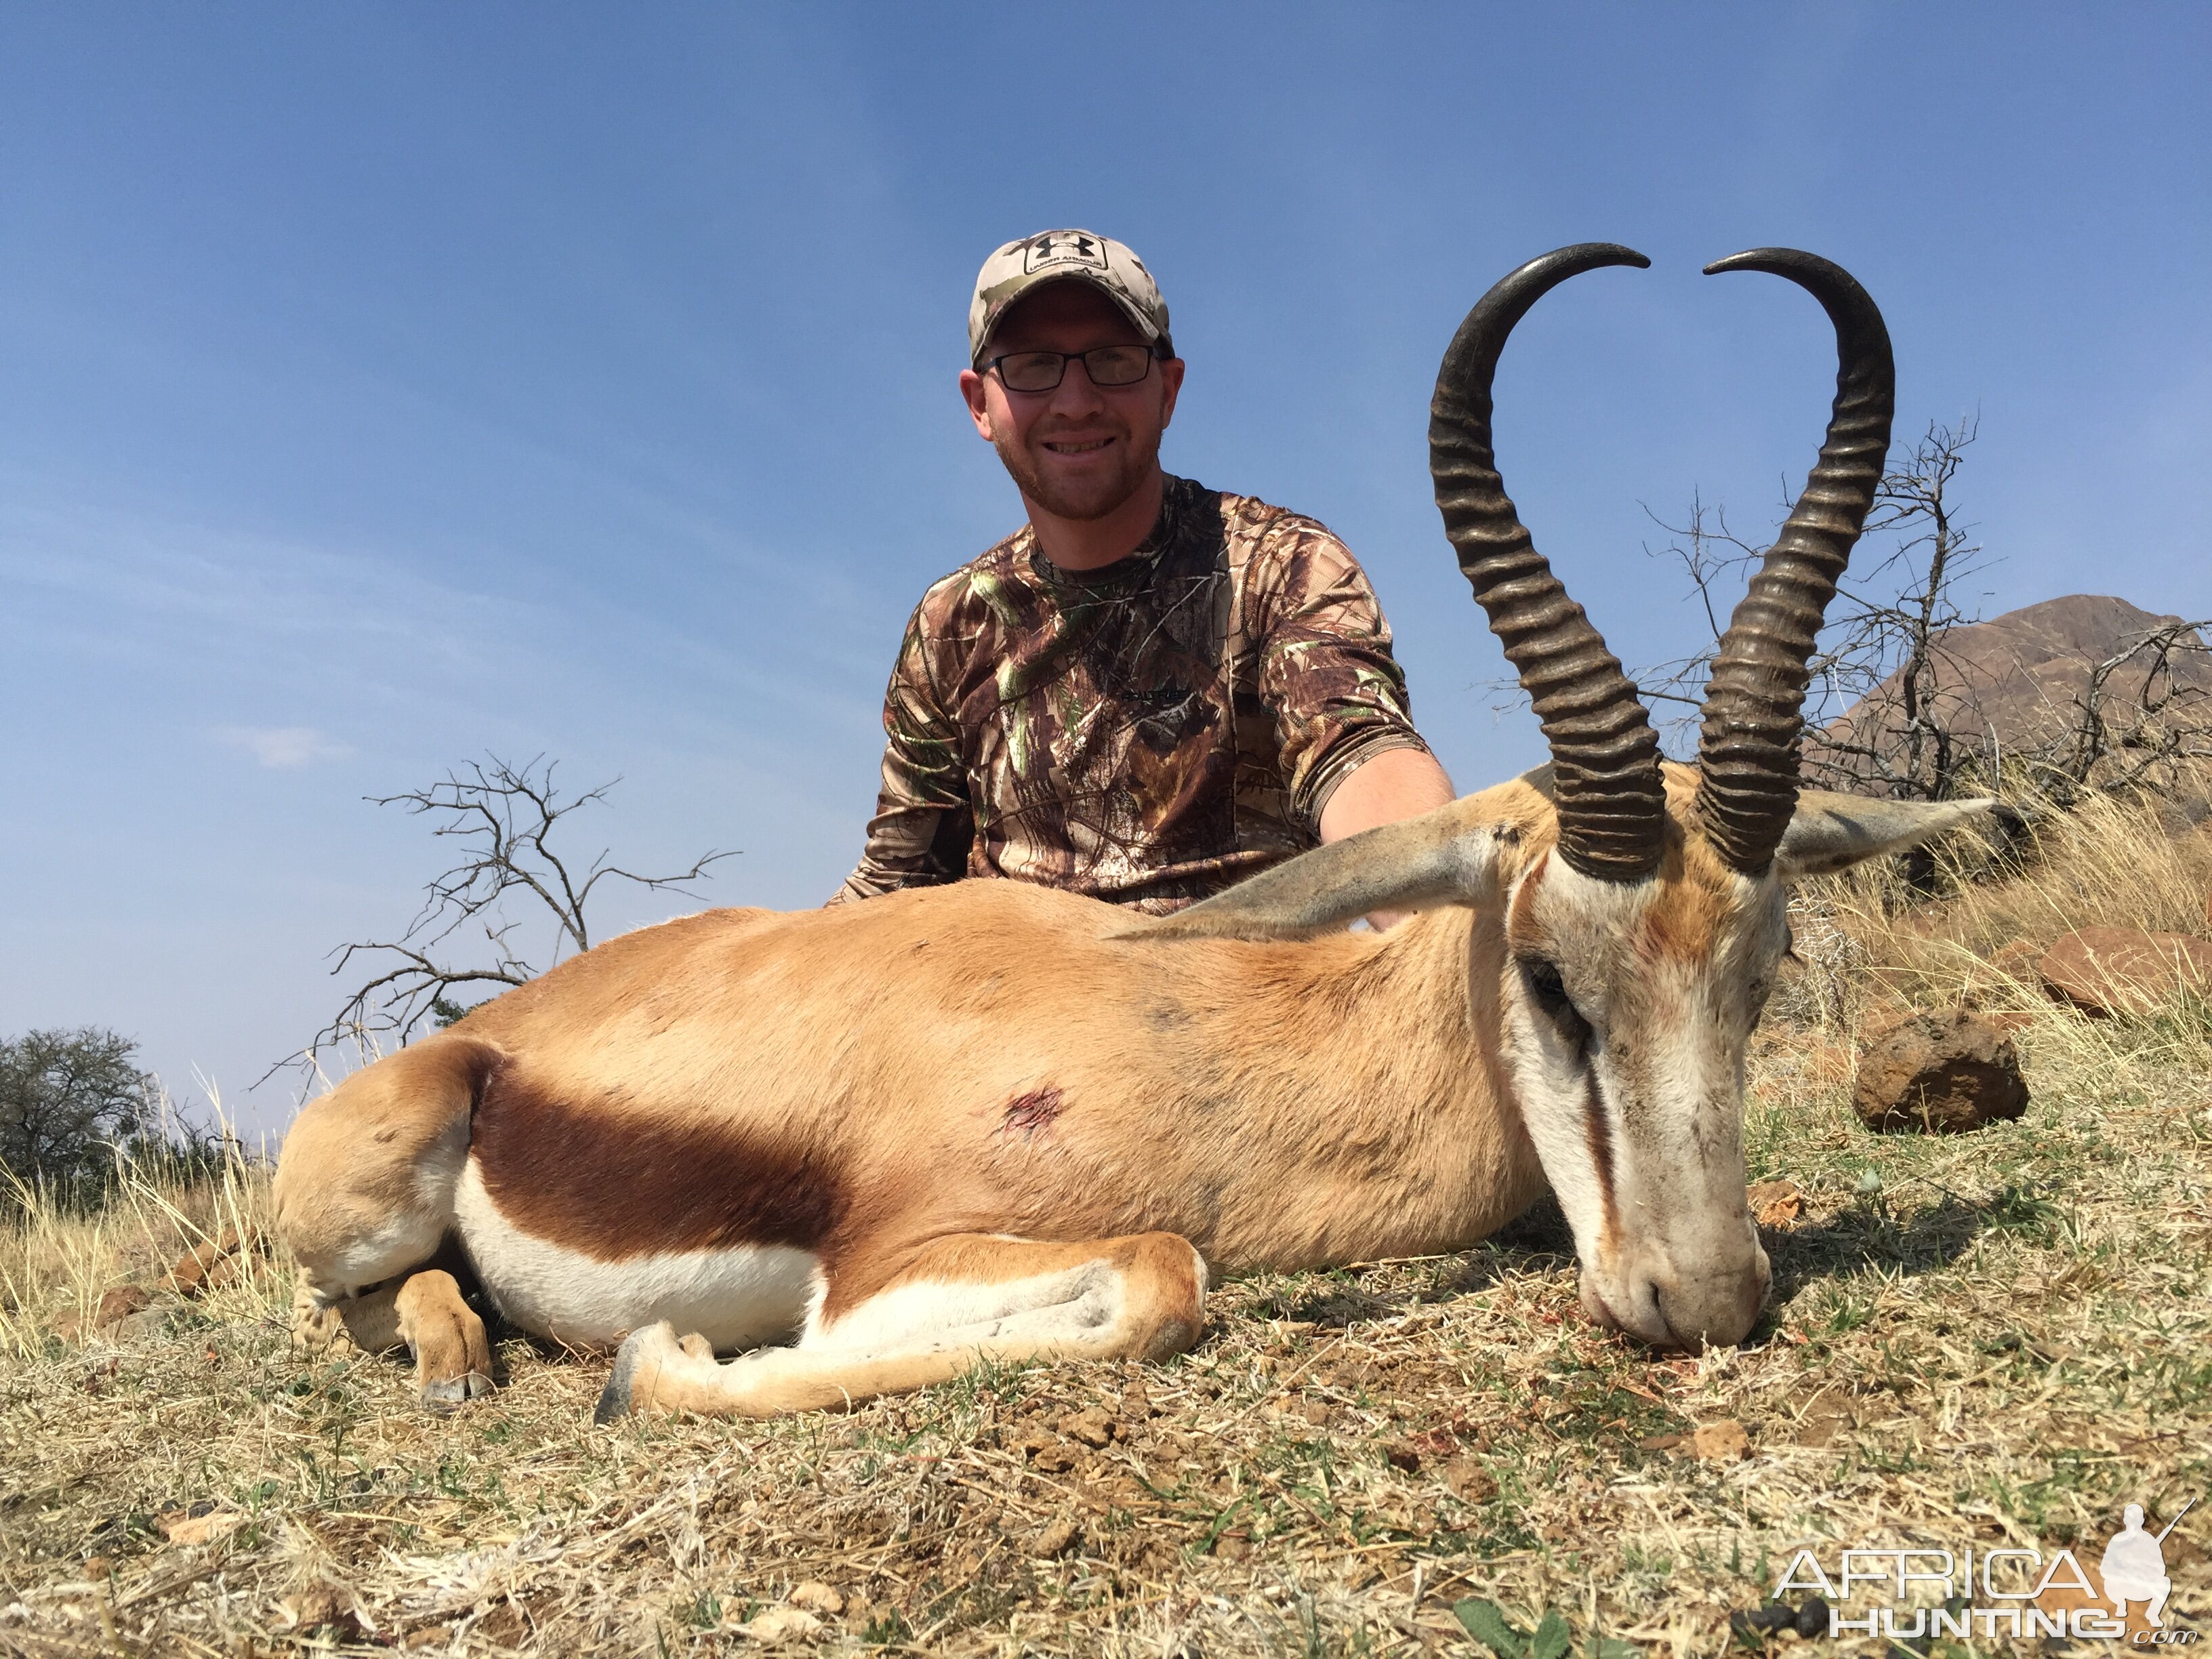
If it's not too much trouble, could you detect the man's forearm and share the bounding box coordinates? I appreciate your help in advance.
[1317,747,1458,930]
[1319,745,1456,844]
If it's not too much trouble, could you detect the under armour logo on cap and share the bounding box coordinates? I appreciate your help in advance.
[1022,232,1109,274]
[969,228,1172,367]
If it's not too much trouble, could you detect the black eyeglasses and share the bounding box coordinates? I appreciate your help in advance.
[985,344,1162,393]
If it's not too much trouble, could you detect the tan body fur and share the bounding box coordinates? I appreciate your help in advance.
[274,761,1986,1420]
[276,778,1559,1416]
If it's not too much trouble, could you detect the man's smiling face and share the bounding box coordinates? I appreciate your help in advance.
[961,282,1185,526]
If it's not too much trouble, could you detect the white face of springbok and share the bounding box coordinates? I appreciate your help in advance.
[1497,781,1990,1347]
[1502,820,1780,1347]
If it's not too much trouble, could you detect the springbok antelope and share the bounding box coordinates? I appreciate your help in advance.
[275,245,1992,1422]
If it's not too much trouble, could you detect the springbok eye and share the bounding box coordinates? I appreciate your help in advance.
[1518,956,1591,1047]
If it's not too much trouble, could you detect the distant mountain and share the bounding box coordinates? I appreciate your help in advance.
[1805,594,2211,800]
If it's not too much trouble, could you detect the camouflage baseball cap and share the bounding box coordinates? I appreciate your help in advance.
[968,230,1172,367]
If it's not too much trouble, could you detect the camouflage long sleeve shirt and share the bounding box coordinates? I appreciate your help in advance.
[835,475,1432,912]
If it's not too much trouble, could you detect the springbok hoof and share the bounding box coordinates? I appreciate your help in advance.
[594,1324,664,1424]
[419,1370,495,1414]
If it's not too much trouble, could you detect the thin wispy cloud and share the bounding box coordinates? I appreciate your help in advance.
[216,725,352,769]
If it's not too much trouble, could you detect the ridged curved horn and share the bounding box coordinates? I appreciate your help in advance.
[1695,249,1896,874]
[1431,244,1666,882]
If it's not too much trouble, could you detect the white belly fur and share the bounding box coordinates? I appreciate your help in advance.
[453,1159,821,1352]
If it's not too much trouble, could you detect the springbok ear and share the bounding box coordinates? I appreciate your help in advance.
[1773,791,1999,880]
[1109,806,1518,942]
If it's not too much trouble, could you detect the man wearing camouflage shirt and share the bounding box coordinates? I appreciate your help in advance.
[835,228,1454,914]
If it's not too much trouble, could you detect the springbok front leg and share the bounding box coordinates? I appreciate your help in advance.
[274,1033,504,1410]
[594,1231,1208,1422]
[291,1270,495,1410]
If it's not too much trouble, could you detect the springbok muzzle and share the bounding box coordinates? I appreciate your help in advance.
[1582,1235,1774,1351]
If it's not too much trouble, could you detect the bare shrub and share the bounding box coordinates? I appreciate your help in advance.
[1633,417,1995,798]
[279,755,732,1081]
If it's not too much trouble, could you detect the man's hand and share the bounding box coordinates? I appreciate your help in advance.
[1318,747,1457,928]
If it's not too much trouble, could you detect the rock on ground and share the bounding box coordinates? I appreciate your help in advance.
[733,1607,821,1645]
[1852,1010,2030,1133]
[1691,1420,1751,1462]
[785,1582,844,1616]
[2039,926,2212,1017]
[167,1223,264,1296]
[47,1283,152,1344]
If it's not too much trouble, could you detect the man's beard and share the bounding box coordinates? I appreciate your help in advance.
[995,422,1163,523]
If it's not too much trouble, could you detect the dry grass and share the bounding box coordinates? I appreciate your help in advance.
[4,804,2209,1658]
[1784,788,2212,1033]
[0,1143,266,1361]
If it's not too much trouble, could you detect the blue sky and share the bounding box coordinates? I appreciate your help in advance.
[3,5,2207,1134]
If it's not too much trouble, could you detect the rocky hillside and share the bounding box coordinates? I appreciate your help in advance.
[1807,593,2211,803]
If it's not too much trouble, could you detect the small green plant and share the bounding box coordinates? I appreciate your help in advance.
[861,1608,911,1644]
[1454,1599,1639,1659]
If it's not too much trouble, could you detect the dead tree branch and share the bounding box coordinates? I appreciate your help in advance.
[2030,619,2212,804]
[1635,417,1997,800]
[1475,412,2206,818]
[272,756,733,1084]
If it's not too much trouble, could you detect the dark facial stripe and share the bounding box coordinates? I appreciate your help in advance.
[1582,1071,1621,1248]
[470,1066,848,1263]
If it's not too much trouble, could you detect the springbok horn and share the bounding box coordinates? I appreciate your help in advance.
[1695,250,1896,874]
[1431,245,1666,882]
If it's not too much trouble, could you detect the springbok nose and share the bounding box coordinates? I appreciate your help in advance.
[1649,1246,1771,1349]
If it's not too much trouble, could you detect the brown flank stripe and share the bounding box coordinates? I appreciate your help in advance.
[471,1066,848,1262]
